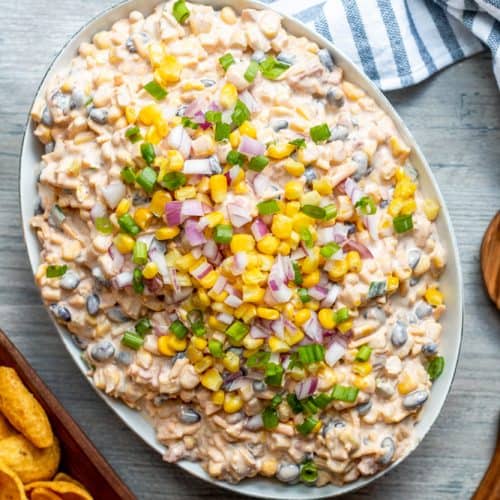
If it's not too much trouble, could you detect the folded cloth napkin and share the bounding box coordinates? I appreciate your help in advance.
[263,0,499,90]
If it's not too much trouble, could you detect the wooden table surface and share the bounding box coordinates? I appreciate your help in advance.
[1,1,499,498]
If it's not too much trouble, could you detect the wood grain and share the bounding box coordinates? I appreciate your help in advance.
[481,213,500,309]
[473,415,500,500]
[0,329,135,500]
[0,2,499,499]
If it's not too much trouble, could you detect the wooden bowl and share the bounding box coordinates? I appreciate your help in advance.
[0,328,135,500]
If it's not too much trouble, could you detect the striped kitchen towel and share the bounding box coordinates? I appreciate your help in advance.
[262,0,500,90]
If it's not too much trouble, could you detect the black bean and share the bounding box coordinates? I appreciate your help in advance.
[60,270,80,290]
[410,277,419,287]
[322,418,346,436]
[105,306,130,323]
[90,340,115,362]
[318,48,335,71]
[356,400,373,416]
[132,193,150,206]
[86,293,100,316]
[415,301,433,319]
[380,199,389,208]
[153,394,170,406]
[251,50,266,63]
[50,303,71,322]
[277,52,295,65]
[209,155,222,174]
[252,380,267,392]
[403,390,429,410]
[352,151,370,181]
[329,125,349,141]
[71,335,88,350]
[422,342,438,356]
[176,104,187,117]
[345,222,356,236]
[44,142,55,154]
[125,36,137,53]
[179,407,201,424]
[407,248,421,269]
[376,379,394,399]
[70,89,86,109]
[52,91,71,114]
[378,437,395,465]
[48,204,65,228]
[116,351,133,366]
[172,352,186,362]
[277,463,300,483]
[326,87,344,108]
[200,78,216,87]
[366,306,386,324]
[34,198,44,216]
[270,119,288,132]
[304,167,317,187]
[41,107,53,127]
[89,108,108,125]
[391,321,408,347]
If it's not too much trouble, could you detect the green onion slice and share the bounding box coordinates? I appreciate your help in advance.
[320,242,340,259]
[214,122,231,141]
[208,339,224,358]
[313,393,333,409]
[310,123,331,143]
[297,344,325,365]
[135,318,152,336]
[355,345,372,362]
[244,60,260,83]
[331,384,359,403]
[426,356,445,381]
[144,80,167,100]
[262,406,279,429]
[300,461,318,484]
[299,227,313,248]
[324,204,337,220]
[296,416,318,435]
[257,199,280,215]
[181,116,199,129]
[333,307,350,324]
[248,155,269,172]
[287,393,303,413]
[292,262,303,285]
[140,142,156,166]
[393,214,413,233]
[264,362,284,386]
[118,214,140,236]
[226,150,246,166]
[301,204,326,219]
[298,288,311,303]
[125,126,142,143]
[95,217,114,234]
[172,0,190,24]
[162,171,186,191]
[225,320,249,341]
[231,100,251,127]
[121,331,144,350]
[247,351,270,369]
[132,267,144,294]
[46,265,67,278]
[368,281,386,299]
[205,110,222,124]
[213,224,233,244]
[132,240,148,265]
[260,56,290,80]
[355,195,377,215]
[121,166,136,184]
[136,166,157,193]
[289,138,306,149]
[170,319,188,339]
[219,53,235,71]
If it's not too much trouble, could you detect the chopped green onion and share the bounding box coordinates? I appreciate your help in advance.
[300,461,318,484]
[259,56,290,80]
[118,214,140,236]
[298,288,311,303]
[136,166,157,193]
[287,393,303,413]
[247,351,270,369]
[297,344,325,365]
[248,155,269,172]
[213,224,233,244]
[227,150,246,166]
[46,265,67,278]
[132,241,148,265]
[257,199,280,215]
[313,393,333,409]
[289,138,306,149]
[84,96,93,107]
[333,307,350,324]
[231,100,251,127]
[292,262,303,285]
[393,214,413,233]
[265,362,284,386]
[172,0,190,24]
[262,407,279,430]
[205,110,222,124]
[140,142,156,166]
[219,53,235,71]
[188,309,203,325]
[135,318,152,336]
[121,331,144,350]
[95,217,114,234]
[368,281,386,299]
[427,356,445,381]
[299,227,313,248]
[324,204,337,220]
[244,60,259,82]
[331,384,359,403]
[355,195,377,215]
[121,166,136,184]
[355,345,372,362]
[132,267,144,294]
[214,122,231,141]
[288,351,303,370]
[208,339,224,358]
[301,204,326,219]
[270,394,283,408]
[143,80,167,100]
[225,320,249,341]
[125,126,142,143]
[162,171,186,191]
[170,319,188,339]
[320,242,340,259]
[191,320,206,337]
[310,123,331,143]
[181,116,199,129]
[301,398,319,415]
[296,416,318,436]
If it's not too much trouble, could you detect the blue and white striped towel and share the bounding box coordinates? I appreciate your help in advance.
[262,0,500,90]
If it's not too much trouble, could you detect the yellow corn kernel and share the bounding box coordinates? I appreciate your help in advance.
[226,131,240,151]
[242,269,267,286]
[113,234,135,254]
[242,286,265,304]
[145,125,162,145]
[235,303,257,322]
[277,241,291,256]
[138,104,161,126]
[289,366,306,381]
[182,80,204,91]
[208,290,228,303]
[346,251,362,273]
[199,270,219,289]
[175,253,196,271]
[246,253,260,268]
[155,226,180,241]
[220,5,237,24]
[239,121,257,139]
[223,351,240,372]
[302,249,320,274]
[423,198,440,221]
[223,392,243,413]
[353,361,372,376]
[388,197,404,217]
[207,315,225,331]
[268,336,291,353]
[164,149,183,172]
[352,375,372,391]
[200,368,223,391]
[148,42,165,68]
[267,143,295,160]
[398,372,417,395]
[195,356,214,374]
[241,338,263,353]
[294,309,311,326]
[285,202,301,217]
[284,181,302,201]
[395,167,408,182]
[157,336,175,356]
[175,186,196,201]
[318,309,335,330]
[400,198,417,215]
[424,287,444,306]
[156,55,182,84]
[292,212,313,232]
[125,106,137,124]
[212,390,225,405]
[302,270,320,288]
[133,207,153,229]
[386,275,400,293]
[199,212,220,229]
[271,214,293,240]
[257,307,280,320]
[209,174,228,203]
[260,458,278,477]
[312,177,333,196]
[167,335,187,352]
[115,198,131,217]
[196,289,211,308]
[191,337,207,350]
[257,234,279,255]
[342,81,365,101]
[328,259,348,280]
[338,319,353,334]
[259,254,275,271]
[220,83,238,109]
[284,159,305,177]
[186,344,203,363]
[305,300,320,311]
[233,182,248,194]
[142,262,158,279]
[150,190,171,217]
[301,190,322,206]
[284,329,304,346]
[389,135,411,161]
[230,234,255,253]
[318,367,337,390]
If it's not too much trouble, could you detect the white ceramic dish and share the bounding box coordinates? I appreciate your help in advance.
[19,1,464,498]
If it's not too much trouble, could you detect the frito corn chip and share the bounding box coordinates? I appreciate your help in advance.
[24,482,92,500]
[0,413,15,440]
[0,435,60,484]
[0,368,53,448]
[30,488,62,500]
[52,474,85,490]
[0,461,26,500]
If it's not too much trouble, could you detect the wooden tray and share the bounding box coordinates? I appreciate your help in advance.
[0,329,135,500]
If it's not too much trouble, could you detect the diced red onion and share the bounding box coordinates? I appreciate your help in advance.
[167,125,192,159]
[295,377,319,400]
[165,201,183,226]
[90,202,106,221]
[149,248,169,281]
[364,213,379,240]
[168,267,178,292]
[321,284,341,308]
[184,219,206,246]
[233,251,248,275]
[309,285,328,301]
[144,275,163,294]
[190,261,212,280]
[108,245,124,273]
[172,287,193,303]
[271,316,285,338]
[225,165,241,185]
[268,278,292,303]
[191,247,202,260]
[344,177,363,205]
[181,199,204,218]
[291,248,306,260]
[250,219,269,241]
[238,135,265,157]
[101,181,126,209]
[211,275,227,295]
[239,90,259,113]
[250,325,269,338]
[253,174,281,198]
[303,312,323,342]
[225,376,251,392]
[317,224,350,245]
[202,240,218,260]
[217,312,234,325]
[225,294,243,308]
[342,239,373,259]
[325,339,347,367]
[227,203,253,228]
[183,159,212,175]
[112,271,132,289]
[184,98,204,117]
